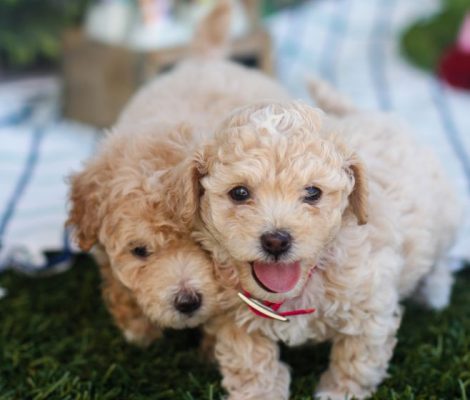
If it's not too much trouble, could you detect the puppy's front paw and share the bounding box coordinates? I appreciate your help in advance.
[314,390,354,400]
[226,393,286,400]
[123,319,162,347]
[315,370,372,400]
[224,362,290,400]
[315,388,372,400]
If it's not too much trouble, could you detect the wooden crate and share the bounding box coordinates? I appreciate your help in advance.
[62,26,273,128]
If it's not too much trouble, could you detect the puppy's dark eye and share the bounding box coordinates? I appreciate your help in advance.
[304,186,322,204]
[131,246,150,258]
[229,186,250,202]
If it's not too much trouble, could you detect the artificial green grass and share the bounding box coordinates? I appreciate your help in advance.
[0,256,469,399]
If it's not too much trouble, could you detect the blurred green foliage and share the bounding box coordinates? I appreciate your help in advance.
[0,0,91,70]
[0,0,305,70]
[401,0,470,71]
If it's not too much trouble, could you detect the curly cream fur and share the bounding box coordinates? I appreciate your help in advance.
[67,121,220,339]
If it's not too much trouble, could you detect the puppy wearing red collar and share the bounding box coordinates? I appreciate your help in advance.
[172,94,460,399]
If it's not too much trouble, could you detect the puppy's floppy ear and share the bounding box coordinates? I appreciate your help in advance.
[67,161,105,251]
[345,154,368,225]
[163,146,208,226]
[111,262,142,290]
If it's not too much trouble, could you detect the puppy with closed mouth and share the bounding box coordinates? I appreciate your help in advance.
[67,122,220,343]
[172,91,460,399]
[65,3,232,345]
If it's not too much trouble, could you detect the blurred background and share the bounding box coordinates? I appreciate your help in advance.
[0,0,469,398]
[0,0,469,274]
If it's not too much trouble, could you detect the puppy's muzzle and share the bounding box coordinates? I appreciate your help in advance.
[174,290,202,315]
[261,230,292,257]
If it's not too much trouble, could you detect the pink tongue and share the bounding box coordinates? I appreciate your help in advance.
[252,261,301,293]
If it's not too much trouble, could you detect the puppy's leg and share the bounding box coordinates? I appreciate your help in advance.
[199,332,216,362]
[315,307,402,400]
[206,318,290,400]
[99,261,162,346]
[413,258,455,311]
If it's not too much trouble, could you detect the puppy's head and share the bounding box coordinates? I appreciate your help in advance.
[180,101,368,302]
[67,130,217,329]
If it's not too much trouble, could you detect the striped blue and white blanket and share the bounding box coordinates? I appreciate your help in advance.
[0,78,99,274]
[0,0,468,277]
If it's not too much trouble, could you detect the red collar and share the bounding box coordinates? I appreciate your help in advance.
[240,267,316,321]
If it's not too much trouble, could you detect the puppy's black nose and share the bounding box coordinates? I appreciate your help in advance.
[174,291,202,315]
[261,230,292,256]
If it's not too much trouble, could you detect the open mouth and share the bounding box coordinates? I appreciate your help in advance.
[251,260,301,293]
